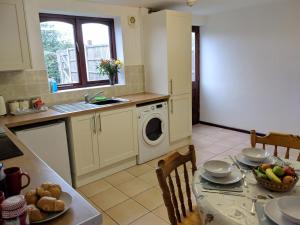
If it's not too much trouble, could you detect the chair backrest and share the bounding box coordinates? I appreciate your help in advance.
[251,130,300,161]
[156,145,197,225]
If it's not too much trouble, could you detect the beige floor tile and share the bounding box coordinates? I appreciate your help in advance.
[105,171,135,186]
[102,212,118,225]
[129,212,169,225]
[145,156,164,168]
[116,178,152,197]
[201,143,232,154]
[106,199,149,225]
[126,164,154,177]
[78,179,112,197]
[133,187,163,210]
[138,170,159,187]
[90,186,129,210]
[152,205,170,223]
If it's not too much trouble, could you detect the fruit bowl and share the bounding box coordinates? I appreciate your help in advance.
[253,164,299,192]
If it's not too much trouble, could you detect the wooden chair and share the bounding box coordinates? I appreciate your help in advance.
[156,145,202,225]
[251,130,300,161]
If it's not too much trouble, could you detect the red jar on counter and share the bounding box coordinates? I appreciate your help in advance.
[1,195,29,225]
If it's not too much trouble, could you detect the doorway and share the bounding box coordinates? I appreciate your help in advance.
[192,26,200,124]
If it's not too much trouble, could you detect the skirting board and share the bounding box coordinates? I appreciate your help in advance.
[199,121,265,136]
[75,156,137,188]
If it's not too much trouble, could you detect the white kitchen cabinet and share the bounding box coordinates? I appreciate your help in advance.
[0,0,31,71]
[143,10,192,144]
[169,94,192,143]
[97,107,138,168]
[68,106,138,178]
[69,114,99,176]
[143,10,192,95]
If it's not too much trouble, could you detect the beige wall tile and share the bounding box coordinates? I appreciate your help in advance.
[0,65,145,105]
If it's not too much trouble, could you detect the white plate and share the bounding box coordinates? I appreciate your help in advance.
[264,199,295,225]
[199,167,242,184]
[278,196,300,224]
[236,153,275,167]
[31,192,72,224]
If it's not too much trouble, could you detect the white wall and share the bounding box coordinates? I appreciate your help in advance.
[199,0,300,134]
[23,0,144,70]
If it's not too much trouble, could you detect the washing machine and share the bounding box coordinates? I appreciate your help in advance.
[137,101,170,164]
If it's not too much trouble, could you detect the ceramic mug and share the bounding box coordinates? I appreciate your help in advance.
[4,167,30,197]
[0,191,4,225]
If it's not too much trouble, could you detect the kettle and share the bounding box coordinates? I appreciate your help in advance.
[0,96,6,116]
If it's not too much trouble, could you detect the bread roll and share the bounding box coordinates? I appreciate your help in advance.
[36,186,51,198]
[37,196,65,212]
[27,204,46,222]
[39,182,62,199]
[25,189,38,205]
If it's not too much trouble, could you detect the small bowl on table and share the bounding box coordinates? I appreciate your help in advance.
[242,148,270,162]
[203,160,232,178]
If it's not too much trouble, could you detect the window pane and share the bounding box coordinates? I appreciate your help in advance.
[192,32,196,82]
[40,21,79,85]
[82,23,111,82]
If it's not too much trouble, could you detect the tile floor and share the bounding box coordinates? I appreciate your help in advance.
[77,124,254,225]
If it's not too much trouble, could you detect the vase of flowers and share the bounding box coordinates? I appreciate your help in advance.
[97,59,123,85]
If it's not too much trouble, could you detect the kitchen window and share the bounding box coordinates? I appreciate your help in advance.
[39,14,117,89]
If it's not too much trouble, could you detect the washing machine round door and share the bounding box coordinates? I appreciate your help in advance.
[142,113,166,146]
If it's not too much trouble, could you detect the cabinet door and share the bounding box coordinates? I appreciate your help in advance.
[97,107,138,168]
[169,94,192,143]
[167,12,192,95]
[0,0,30,71]
[69,114,99,176]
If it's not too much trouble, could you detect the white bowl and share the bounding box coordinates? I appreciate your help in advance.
[241,148,270,162]
[277,196,300,224]
[203,160,232,178]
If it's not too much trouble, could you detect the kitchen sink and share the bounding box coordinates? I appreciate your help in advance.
[91,99,126,105]
[50,98,129,113]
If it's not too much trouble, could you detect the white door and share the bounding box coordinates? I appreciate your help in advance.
[98,107,138,168]
[69,114,99,176]
[169,94,192,143]
[167,12,192,95]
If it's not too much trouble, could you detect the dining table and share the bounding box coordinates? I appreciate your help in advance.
[192,156,300,225]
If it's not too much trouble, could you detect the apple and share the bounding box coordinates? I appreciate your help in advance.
[282,176,295,184]
[284,167,296,176]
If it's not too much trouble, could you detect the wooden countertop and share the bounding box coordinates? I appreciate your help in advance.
[0,93,169,128]
[1,126,101,225]
[0,92,168,225]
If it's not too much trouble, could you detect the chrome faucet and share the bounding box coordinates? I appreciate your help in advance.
[84,91,105,103]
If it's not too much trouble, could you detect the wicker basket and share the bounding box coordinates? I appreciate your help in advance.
[253,170,299,192]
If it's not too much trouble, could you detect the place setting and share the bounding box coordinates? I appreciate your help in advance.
[194,146,300,225]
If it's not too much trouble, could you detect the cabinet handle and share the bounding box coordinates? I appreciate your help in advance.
[170,79,173,95]
[170,99,174,114]
[98,114,102,132]
[93,116,96,134]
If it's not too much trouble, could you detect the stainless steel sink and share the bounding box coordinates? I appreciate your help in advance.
[50,98,129,113]
[91,98,125,106]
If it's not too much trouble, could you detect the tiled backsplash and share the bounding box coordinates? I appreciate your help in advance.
[0,65,145,105]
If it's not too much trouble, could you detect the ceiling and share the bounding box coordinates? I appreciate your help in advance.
[86,0,280,15]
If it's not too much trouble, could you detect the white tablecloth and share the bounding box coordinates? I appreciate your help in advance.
[192,158,300,225]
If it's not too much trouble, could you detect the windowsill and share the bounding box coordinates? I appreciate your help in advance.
[50,83,126,94]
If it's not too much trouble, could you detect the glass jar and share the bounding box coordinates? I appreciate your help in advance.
[1,195,29,225]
